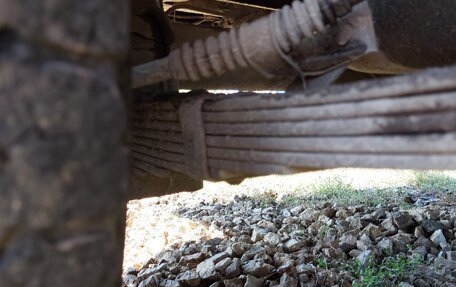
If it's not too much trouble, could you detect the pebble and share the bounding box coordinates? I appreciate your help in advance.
[264,232,281,246]
[430,229,448,249]
[129,196,456,287]
[284,239,301,252]
[242,259,274,277]
[244,275,264,287]
[393,212,415,230]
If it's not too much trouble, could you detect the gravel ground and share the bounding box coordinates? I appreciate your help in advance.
[123,168,456,287]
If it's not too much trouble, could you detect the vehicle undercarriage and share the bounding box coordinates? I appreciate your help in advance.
[0,0,455,286]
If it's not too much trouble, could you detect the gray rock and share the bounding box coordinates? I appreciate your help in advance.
[348,216,363,230]
[414,236,435,249]
[242,259,274,277]
[224,278,244,287]
[244,275,264,287]
[253,252,273,264]
[137,265,165,282]
[284,239,301,252]
[426,253,436,263]
[168,266,181,275]
[290,206,304,216]
[339,234,357,252]
[176,270,201,287]
[408,209,424,223]
[298,274,310,283]
[421,220,445,234]
[393,213,415,230]
[414,226,425,237]
[372,208,386,221]
[437,250,446,258]
[232,242,248,256]
[215,257,232,272]
[157,250,180,264]
[447,251,456,261]
[123,274,138,286]
[257,220,277,231]
[124,267,139,276]
[413,279,431,287]
[251,228,267,242]
[138,274,160,287]
[242,246,266,261]
[377,238,393,255]
[317,270,339,286]
[349,249,362,258]
[276,259,295,273]
[279,273,298,287]
[381,218,398,234]
[264,232,281,246]
[196,259,220,281]
[282,209,292,217]
[430,229,448,248]
[160,280,180,287]
[398,282,413,287]
[299,209,319,222]
[206,237,224,246]
[357,234,373,251]
[323,207,336,218]
[239,234,253,243]
[273,253,292,266]
[412,246,428,259]
[391,232,415,253]
[363,223,383,240]
[209,252,230,265]
[357,250,375,266]
[335,210,350,219]
[429,247,440,256]
[179,252,205,268]
[439,219,452,229]
[201,244,217,254]
[423,209,440,220]
[361,213,374,224]
[433,257,456,269]
[283,217,299,224]
[322,247,339,258]
[225,258,242,278]
[226,247,235,257]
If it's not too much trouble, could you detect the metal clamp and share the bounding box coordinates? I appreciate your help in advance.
[178,93,210,179]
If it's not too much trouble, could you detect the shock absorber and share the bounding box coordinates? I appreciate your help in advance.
[132,0,365,88]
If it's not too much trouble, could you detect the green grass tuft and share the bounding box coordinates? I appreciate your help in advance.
[309,177,410,208]
[341,254,422,287]
[313,177,354,199]
[280,194,305,207]
[413,171,456,194]
[315,255,329,269]
[247,172,456,209]
[248,191,277,208]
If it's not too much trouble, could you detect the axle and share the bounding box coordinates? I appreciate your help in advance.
[132,0,365,88]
